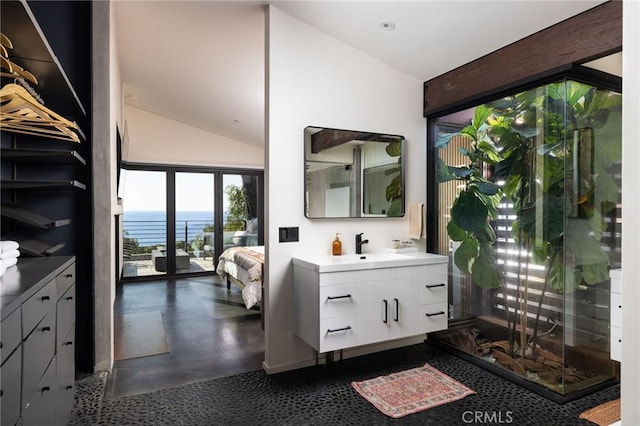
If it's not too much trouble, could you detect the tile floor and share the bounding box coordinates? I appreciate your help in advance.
[68,277,620,425]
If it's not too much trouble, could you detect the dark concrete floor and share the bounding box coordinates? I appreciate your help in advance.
[105,276,264,400]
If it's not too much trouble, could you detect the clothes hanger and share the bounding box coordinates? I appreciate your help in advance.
[1,83,80,142]
[0,33,13,49]
[0,57,38,85]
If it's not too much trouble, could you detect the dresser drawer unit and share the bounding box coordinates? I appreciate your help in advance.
[319,285,357,319]
[56,284,75,349]
[55,264,75,297]
[22,279,56,337]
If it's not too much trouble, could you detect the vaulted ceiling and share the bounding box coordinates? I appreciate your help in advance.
[115,1,607,149]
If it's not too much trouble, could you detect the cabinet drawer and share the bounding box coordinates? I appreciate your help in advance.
[56,367,75,426]
[21,357,56,426]
[421,302,448,333]
[319,317,357,352]
[320,269,388,286]
[22,279,56,337]
[57,325,75,386]
[319,285,357,319]
[56,284,75,348]
[610,326,621,362]
[419,280,448,304]
[22,310,55,406]
[1,306,21,364]
[56,263,75,296]
[1,345,22,426]
[610,292,622,328]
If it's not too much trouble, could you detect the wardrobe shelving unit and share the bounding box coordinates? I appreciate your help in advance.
[1,0,93,372]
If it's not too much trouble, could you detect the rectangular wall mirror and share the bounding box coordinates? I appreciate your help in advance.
[304,126,405,218]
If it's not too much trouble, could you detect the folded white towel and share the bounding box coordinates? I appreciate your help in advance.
[408,203,424,239]
[0,259,6,277]
[0,249,20,261]
[3,257,17,268]
[0,240,19,254]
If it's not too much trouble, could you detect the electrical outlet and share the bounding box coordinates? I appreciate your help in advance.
[279,227,299,243]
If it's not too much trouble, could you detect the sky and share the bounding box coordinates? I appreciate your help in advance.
[122,170,242,211]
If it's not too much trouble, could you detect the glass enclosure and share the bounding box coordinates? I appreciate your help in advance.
[430,75,622,400]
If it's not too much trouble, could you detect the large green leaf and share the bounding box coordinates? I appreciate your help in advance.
[385,140,402,157]
[386,199,403,217]
[436,158,457,183]
[435,132,461,148]
[451,190,489,232]
[447,220,467,242]
[454,237,479,275]
[471,245,502,289]
[472,105,494,132]
[473,181,500,196]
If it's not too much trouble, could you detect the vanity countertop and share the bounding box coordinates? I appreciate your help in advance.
[292,251,447,273]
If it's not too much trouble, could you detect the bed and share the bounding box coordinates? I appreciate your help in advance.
[216,245,264,310]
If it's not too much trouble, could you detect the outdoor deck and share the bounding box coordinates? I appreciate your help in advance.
[122,255,216,278]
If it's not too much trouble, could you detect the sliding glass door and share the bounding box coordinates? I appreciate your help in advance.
[176,172,215,275]
[121,170,167,278]
[120,165,263,281]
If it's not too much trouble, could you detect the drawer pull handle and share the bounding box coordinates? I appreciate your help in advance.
[65,341,73,346]
[383,299,388,324]
[41,296,50,301]
[66,385,73,390]
[327,294,351,301]
[65,274,73,278]
[326,326,351,334]
[425,311,445,317]
[42,326,51,332]
[41,386,50,393]
[425,284,445,289]
[394,298,399,322]
[66,296,74,301]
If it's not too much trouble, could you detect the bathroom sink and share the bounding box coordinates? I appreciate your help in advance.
[292,251,447,272]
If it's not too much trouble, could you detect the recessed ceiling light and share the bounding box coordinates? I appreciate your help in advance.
[379,20,396,31]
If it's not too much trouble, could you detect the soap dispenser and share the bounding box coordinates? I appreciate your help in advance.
[332,233,342,256]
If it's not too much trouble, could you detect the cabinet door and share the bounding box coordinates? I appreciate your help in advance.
[389,278,421,340]
[356,281,390,346]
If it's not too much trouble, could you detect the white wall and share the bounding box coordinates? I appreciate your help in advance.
[265,6,427,372]
[621,1,640,423]
[124,105,264,168]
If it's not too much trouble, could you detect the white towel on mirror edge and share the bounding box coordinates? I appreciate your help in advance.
[409,203,424,239]
[0,240,19,254]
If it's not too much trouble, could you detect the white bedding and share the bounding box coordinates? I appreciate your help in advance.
[216,245,264,309]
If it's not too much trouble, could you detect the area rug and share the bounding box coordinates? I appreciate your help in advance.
[579,399,620,426]
[115,311,170,360]
[351,363,476,418]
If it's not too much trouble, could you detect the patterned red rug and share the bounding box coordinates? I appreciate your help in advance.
[352,363,476,418]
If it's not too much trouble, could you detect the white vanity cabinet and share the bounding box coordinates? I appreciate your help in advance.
[293,253,448,354]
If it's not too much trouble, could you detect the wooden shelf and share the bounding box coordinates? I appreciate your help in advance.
[0,147,86,165]
[1,204,71,229]
[1,180,86,190]
[2,231,65,256]
[0,0,86,118]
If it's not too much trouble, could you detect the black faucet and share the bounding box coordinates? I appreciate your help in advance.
[355,233,369,254]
